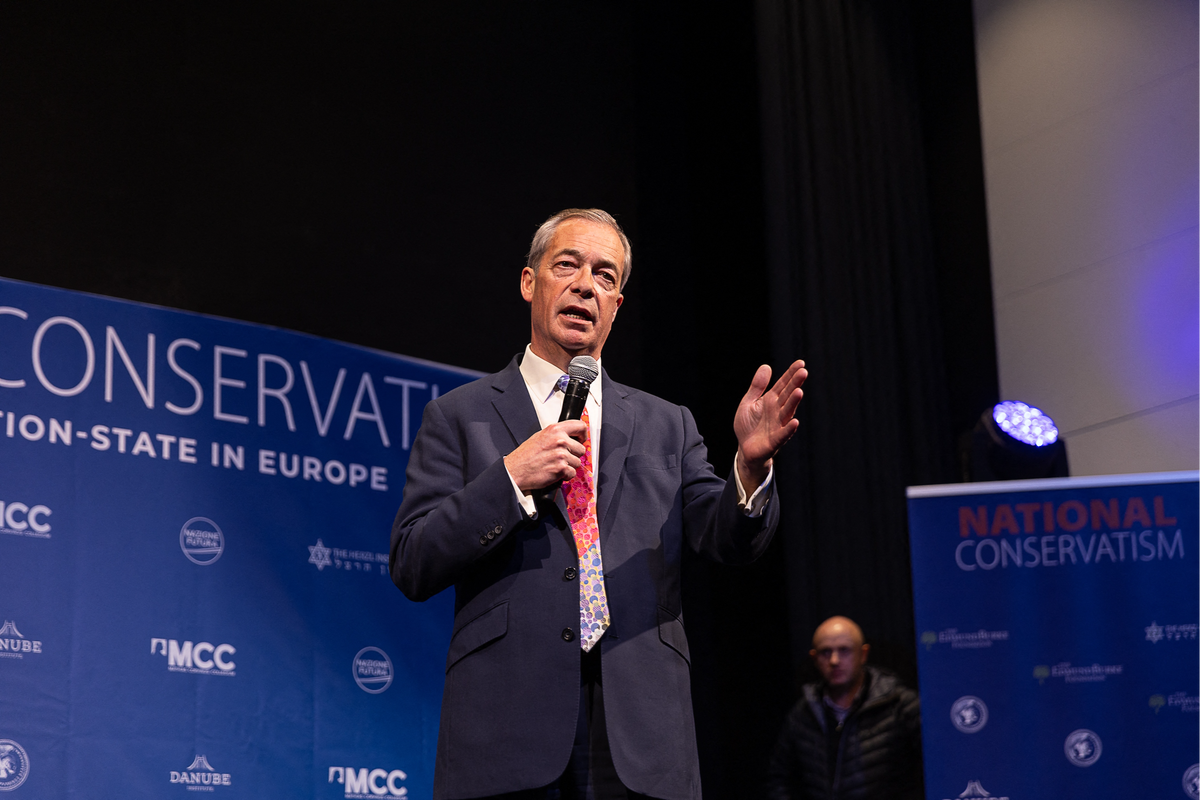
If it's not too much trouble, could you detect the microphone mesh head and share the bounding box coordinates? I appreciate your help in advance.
[568,356,600,384]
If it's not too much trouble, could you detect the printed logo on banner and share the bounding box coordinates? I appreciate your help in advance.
[1150,692,1199,714]
[0,499,52,539]
[1184,764,1200,799]
[328,766,408,798]
[353,647,393,694]
[309,539,389,576]
[945,780,1009,800]
[950,696,988,733]
[169,754,232,790]
[180,518,224,566]
[151,638,236,676]
[0,739,30,792]
[1145,621,1198,643]
[922,628,1009,650]
[1032,662,1123,684]
[0,621,42,660]
[1064,729,1102,767]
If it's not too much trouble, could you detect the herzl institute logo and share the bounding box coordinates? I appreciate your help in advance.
[309,538,390,575]
[0,499,52,539]
[1145,621,1199,643]
[945,780,1009,800]
[328,766,408,798]
[1064,729,1102,767]
[353,647,393,694]
[180,518,224,565]
[169,754,232,791]
[0,739,30,792]
[151,638,236,676]
[0,621,42,660]
[950,696,988,733]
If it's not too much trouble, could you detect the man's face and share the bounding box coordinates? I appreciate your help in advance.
[810,623,868,690]
[521,218,624,369]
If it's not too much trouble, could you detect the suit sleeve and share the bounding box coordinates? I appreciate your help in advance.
[679,405,778,565]
[389,398,524,602]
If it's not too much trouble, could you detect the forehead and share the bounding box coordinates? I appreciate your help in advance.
[813,626,861,649]
[544,219,625,269]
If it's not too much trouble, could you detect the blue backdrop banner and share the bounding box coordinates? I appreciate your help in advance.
[0,277,480,798]
[908,472,1199,800]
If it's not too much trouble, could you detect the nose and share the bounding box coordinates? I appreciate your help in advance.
[570,268,596,297]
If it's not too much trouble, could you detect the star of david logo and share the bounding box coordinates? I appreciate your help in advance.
[1146,621,1164,644]
[308,539,332,571]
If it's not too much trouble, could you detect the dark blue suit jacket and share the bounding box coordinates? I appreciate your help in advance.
[391,355,779,799]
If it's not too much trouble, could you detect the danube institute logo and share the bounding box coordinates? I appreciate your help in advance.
[353,647,393,694]
[922,628,1009,650]
[169,754,232,789]
[951,696,988,733]
[1064,728,1102,767]
[0,739,30,791]
[946,780,1009,800]
[1184,763,1199,800]
[0,621,42,660]
[180,518,224,566]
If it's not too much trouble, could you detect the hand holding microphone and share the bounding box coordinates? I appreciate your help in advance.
[503,356,599,501]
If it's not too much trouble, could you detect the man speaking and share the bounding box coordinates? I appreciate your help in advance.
[390,208,807,799]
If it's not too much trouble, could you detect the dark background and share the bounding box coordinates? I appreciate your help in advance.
[1,1,997,794]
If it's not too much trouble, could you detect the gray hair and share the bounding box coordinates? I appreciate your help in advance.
[525,208,633,290]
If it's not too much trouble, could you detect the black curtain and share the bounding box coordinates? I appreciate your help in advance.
[756,0,969,687]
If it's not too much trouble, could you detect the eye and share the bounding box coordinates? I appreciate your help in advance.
[596,270,616,286]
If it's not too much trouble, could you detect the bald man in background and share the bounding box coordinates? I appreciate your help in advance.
[764,616,923,800]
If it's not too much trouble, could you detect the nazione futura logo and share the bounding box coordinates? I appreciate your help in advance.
[1183,763,1199,800]
[180,517,224,565]
[950,696,988,734]
[352,647,393,694]
[0,739,30,791]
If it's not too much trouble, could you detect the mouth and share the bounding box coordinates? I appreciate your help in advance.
[559,306,594,324]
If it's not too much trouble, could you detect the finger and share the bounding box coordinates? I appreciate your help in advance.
[778,387,804,422]
[769,359,806,397]
[740,364,772,406]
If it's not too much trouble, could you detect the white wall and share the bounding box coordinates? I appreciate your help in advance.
[973,0,1199,476]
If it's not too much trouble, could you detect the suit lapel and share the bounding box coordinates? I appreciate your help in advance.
[596,371,632,532]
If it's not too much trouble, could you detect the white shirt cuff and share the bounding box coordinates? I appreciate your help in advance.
[733,453,774,518]
[505,460,539,519]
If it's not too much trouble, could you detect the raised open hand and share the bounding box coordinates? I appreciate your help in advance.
[733,360,807,488]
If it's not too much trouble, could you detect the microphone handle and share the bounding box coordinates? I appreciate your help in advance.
[533,378,591,504]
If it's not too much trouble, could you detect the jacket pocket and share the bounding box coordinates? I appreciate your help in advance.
[657,605,690,665]
[626,453,678,472]
[446,601,508,673]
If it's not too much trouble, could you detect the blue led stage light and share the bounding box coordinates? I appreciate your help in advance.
[992,401,1059,447]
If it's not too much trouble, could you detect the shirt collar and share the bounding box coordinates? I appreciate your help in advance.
[520,345,603,406]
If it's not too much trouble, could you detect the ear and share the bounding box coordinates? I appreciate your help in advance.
[809,648,818,663]
[613,293,623,315]
[521,267,535,303]
[861,644,870,664]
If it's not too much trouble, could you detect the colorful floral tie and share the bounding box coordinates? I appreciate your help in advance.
[562,405,610,651]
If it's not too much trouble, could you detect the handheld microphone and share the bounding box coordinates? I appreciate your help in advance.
[536,355,599,504]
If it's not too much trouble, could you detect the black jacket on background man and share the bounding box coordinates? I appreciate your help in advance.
[764,666,924,800]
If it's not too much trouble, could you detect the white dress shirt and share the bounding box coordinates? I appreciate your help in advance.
[505,345,774,519]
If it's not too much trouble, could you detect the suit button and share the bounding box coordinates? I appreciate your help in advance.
[486,530,496,540]
[561,628,575,642]
[564,567,577,581]
[479,535,488,546]
[493,525,503,535]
